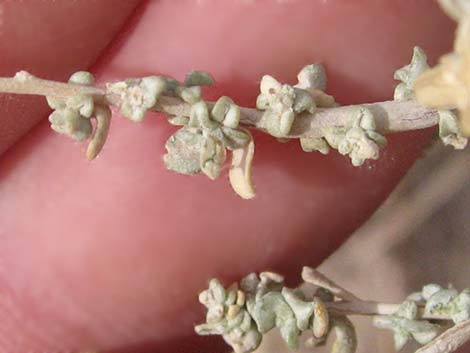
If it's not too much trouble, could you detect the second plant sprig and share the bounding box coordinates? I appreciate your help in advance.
[195,267,470,353]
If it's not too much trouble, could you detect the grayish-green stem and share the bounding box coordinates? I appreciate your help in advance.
[150,96,440,139]
[326,300,449,321]
[301,267,450,321]
[0,72,440,139]
[0,71,104,99]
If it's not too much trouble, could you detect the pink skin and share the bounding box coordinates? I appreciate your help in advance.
[0,1,459,352]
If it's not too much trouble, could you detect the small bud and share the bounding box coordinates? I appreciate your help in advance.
[185,70,214,87]
[422,284,444,300]
[48,108,92,142]
[69,71,95,86]
[296,64,327,91]
[212,96,241,128]
[300,137,330,155]
[394,46,429,101]
[167,115,190,126]
[177,85,202,104]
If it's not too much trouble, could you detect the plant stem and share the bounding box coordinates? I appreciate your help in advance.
[302,267,450,321]
[302,266,359,302]
[0,71,104,99]
[415,320,470,353]
[0,72,441,139]
[326,300,448,321]
[152,96,439,139]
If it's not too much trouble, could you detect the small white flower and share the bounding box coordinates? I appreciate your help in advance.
[256,75,314,137]
[324,107,387,166]
[107,76,166,122]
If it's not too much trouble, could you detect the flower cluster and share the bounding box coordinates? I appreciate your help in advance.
[195,271,355,353]
[107,69,256,199]
[46,71,111,160]
[255,64,337,139]
[256,75,315,138]
[375,283,470,351]
[165,70,213,104]
[374,301,441,351]
[196,268,470,353]
[325,107,387,166]
[47,71,96,141]
[162,75,256,199]
[292,65,387,165]
[107,76,167,122]
[302,106,387,166]
[164,98,250,181]
[412,284,470,324]
[195,278,261,353]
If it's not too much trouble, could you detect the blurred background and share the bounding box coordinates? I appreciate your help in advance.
[258,140,470,353]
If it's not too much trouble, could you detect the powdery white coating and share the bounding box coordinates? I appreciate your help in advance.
[300,106,387,166]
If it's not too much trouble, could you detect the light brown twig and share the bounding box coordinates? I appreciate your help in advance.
[301,267,450,321]
[302,266,360,302]
[415,320,470,353]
